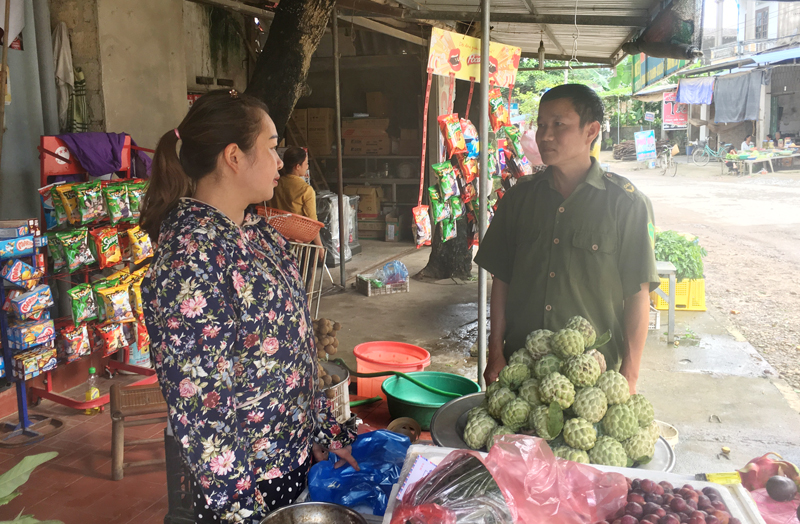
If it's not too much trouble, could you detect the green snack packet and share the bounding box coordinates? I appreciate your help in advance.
[441,217,457,242]
[428,186,450,223]
[103,184,132,225]
[127,182,147,219]
[432,162,459,200]
[74,180,107,224]
[50,186,68,226]
[57,228,96,273]
[46,232,67,272]
[448,196,464,220]
[501,126,525,158]
[92,278,119,323]
[68,283,98,324]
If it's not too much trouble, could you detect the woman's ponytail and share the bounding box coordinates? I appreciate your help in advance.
[139,129,192,240]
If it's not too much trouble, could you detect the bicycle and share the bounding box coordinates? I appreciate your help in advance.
[657,145,678,177]
[691,139,732,166]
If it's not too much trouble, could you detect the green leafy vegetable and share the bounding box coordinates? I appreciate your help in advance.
[654,230,707,282]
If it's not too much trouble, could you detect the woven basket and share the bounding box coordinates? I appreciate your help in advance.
[255,205,324,243]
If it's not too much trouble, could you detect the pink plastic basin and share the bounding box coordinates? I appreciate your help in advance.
[353,341,431,399]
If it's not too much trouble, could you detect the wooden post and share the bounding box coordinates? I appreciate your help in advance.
[110,384,125,481]
[0,0,11,167]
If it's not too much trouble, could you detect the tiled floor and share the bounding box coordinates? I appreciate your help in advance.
[0,383,416,523]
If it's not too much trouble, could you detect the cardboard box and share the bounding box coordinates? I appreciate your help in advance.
[366,92,390,118]
[342,118,390,138]
[307,108,336,156]
[358,218,385,239]
[385,213,401,242]
[400,129,419,141]
[307,108,335,129]
[345,186,384,217]
[343,135,391,156]
[13,342,57,381]
[289,108,308,144]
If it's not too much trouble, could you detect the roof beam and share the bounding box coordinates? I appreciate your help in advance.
[394,11,648,26]
[541,25,566,55]
[521,51,613,64]
[342,15,429,46]
[188,0,274,19]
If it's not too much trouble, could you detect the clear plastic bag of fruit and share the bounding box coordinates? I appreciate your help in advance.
[393,436,627,524]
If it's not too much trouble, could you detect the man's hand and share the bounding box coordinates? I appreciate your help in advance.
[621,283,650,396]
[483,350,507,385]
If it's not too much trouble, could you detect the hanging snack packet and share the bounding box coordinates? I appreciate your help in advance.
[55,184,81,225]
[46,233,67,272]
[118,229,132,261]
[49,186,69,227]
[489,88,511,131]
[98,283,135,324]
[107,266,131,283]
[90,227,122,269]
[39,182,65,230]
[502,126,525,158]
[412,205,432,248]
[57,229,96,272]
[74,180,107,224]
[92,279,118,323]
[136,317,150,353]
[449,196,464,220]
[433,162,459,200]
[437,114,467,158]
[441,217,457,242]
[428,186,450,223]
[103,183,132,224]
[461,180,478,203]
[127,181,147,219]
[127,226,154,264]
[457,155,478,184]
[460,119,480,158]
[68,283,98,325]
[130,279,144,316]
[57,324,91,363]
[97,322,126,357]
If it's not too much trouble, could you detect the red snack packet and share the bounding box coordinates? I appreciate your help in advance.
[437,114,467,158]
[489,88,510,131]
[90,226,122,269]
[412,205,432,248]
[97,322,126,357]
[456,155,478,184]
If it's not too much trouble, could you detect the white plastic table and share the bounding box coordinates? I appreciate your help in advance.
[655,261,676,344]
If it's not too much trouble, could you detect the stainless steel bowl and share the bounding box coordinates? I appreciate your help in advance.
[260,502,368,524]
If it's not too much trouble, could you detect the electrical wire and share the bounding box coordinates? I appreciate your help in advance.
[569,0,580,70]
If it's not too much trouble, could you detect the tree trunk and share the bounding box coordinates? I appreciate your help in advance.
[245,0,336,135]
[418,217,473,280]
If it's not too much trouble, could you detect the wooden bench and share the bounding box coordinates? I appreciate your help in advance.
[110,382,168,480]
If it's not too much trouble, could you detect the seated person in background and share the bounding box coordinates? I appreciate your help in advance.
[774,131,783,148]
[269,146,324,257]
[740,134,753,151]
[725,145,739,175]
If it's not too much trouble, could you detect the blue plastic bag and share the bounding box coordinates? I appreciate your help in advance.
[382,260,408,285]
[308,430,411,516]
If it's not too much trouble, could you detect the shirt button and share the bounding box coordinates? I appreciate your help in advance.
[545,305,552,311]
[592,244,599,251]
[549,272,555,278]
[558,207,565,213]
[553,238,559,244]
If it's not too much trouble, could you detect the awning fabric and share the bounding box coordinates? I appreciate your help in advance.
[714,70,763,123]
[676,77,715,105]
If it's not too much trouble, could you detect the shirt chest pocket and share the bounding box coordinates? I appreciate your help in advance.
[568,230,618,279]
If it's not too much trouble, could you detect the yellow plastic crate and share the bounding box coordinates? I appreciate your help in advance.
[654,278,706,311]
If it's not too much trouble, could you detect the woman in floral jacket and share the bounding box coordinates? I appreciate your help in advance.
[140,90,357,523]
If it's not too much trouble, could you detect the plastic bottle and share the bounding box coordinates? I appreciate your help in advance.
[85,367,100,415]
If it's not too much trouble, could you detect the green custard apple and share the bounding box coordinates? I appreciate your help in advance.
[589,436,628,467]
[573,387,608,423]
[623,427,657,464]
[562,417,597,451]
[539,372,576,409]
[552,445,591,464]
[486,425,516,451]
[534,354,563,379]
[551,328,586,359]
[530,405,560,440]
[498,362,531,390]
[487,387,516,419]
[596,371,631,405]
[509,348,535,370]
[501,398,532,431]
[518,378,543,406]
[565,316,597,348]
[525,329,554,360]
[464,415,498,450]
[626,393,655,427]
[563,354,602,388]
[602,403,639,441]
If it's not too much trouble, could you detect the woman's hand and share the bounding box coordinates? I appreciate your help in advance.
[312,443,360,471]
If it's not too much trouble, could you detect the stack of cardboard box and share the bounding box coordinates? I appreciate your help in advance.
[342,118,391,156]
[307,108,335,157]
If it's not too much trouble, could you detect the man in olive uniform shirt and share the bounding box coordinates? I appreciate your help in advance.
[475,84,659,393]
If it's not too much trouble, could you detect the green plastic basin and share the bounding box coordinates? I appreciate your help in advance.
[381,372,480,430]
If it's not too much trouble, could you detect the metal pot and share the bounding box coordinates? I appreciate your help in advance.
[259,502,368,524]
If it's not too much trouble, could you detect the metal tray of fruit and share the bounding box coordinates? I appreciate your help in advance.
[429,392,676,472]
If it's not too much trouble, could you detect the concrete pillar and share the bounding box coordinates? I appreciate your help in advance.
[700,105,708,142]
[32,0,59,135]
[758,82,768,145]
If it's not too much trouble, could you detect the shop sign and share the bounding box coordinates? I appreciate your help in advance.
[428,28,521,88]
[634,130,657,162]
[663,91,688,130]
[645,112,655,122]
[633,53,689,92]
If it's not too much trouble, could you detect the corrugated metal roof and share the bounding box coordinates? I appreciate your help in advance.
[408,0,660,62]
[751,46,800,64]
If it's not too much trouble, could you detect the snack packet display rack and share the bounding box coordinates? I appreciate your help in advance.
[0,218,63,446]
[29,135,158,413]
